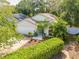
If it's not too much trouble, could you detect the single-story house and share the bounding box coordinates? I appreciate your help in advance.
[15,13,56,40]
[67,26,79,35]
[11,13,79,40]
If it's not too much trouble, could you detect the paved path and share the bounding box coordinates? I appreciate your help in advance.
[62,50,70,59]
[0,37,30,57]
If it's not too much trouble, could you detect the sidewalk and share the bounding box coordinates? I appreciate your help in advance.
[0,37,30,57]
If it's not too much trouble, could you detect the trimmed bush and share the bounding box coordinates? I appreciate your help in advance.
[1,38,64,59]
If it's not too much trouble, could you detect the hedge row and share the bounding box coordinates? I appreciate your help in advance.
[1,38,64,59]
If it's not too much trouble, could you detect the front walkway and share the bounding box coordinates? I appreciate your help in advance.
[0,37,30,57]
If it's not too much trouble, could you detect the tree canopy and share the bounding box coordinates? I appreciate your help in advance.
[17,0,61,15]
[55,0,79,26]
[0,6,24,43]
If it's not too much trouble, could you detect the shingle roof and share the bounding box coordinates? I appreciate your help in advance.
[67,27,79,35]
[13,13,26,21]
[32,13,56,22]
[15,13,56,25]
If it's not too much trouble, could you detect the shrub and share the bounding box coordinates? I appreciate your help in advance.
[1,38,64,59]
[28,32,33,37]
[76,35,79,43]
[0,26,24,43]
[50,19,67,40]
[0,17,24,43]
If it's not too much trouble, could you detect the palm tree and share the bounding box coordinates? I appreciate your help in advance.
[37,21,49,37]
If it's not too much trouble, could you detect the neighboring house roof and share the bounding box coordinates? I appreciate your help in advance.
[67,27,79,35]
[13,13,26,21]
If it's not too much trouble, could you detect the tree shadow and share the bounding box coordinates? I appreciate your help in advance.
[50,52,66,59]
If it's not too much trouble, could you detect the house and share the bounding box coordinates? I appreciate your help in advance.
[67,26,79,35]
[15,13,56,40]
[16,18,36,35]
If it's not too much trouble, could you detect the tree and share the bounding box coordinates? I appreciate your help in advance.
[37,21,49,37]
[0,6,16,17]
[17,0,62,15]
[50,18,67,39]
[0,6,17,27]
[56,0,79,26]
[0,6,24,43]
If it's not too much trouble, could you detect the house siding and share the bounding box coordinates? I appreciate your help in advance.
[16,18,36,35]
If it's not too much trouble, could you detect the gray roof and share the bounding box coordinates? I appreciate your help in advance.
[14,13,56,24]
[32,13,56,22]
[13,13,26,21]
[67,27,79,35]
